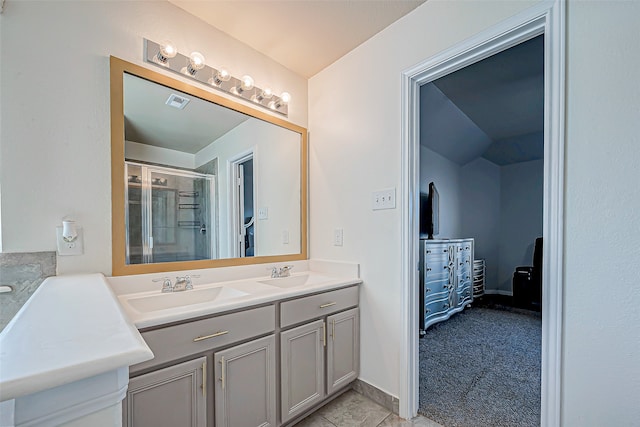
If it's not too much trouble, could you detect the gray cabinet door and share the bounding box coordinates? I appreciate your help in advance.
[214,335,276,427]
[327,308,360,395]
[280,319,325,423]
[125,356,207,427]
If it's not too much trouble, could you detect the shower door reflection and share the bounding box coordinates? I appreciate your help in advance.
[126,162,216,264]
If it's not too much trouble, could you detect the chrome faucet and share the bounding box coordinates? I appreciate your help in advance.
[173,276,188,292]
[153,274,200,292]
[174,274,200,292]
[153,277,173,293]
[270,265,294,278]
[279,265,293,277]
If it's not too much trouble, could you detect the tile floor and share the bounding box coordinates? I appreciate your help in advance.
[293,390,443,427]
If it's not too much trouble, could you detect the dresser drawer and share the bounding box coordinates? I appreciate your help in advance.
[132,305,275,372]
[280,286,359,328]
[425,279,450,303]
[425,297,450,322]
[424,244,451,256]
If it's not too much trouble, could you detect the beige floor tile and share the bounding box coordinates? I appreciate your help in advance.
[317,390,392,427]
[378,414,445,427]
[293,413,337,427]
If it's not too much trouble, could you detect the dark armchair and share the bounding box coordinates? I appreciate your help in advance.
[512,237,542,311]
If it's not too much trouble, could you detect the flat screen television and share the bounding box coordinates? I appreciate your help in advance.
[420,182,439,239]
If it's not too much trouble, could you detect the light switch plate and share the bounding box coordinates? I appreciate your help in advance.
[258,207,268,220]
[372,188,396,210]
[56,227,84,256]
[333,228,343,246]
[282,230,289,244]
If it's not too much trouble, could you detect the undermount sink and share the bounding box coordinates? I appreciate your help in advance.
[127,286,249,313]
[258,274,333,289]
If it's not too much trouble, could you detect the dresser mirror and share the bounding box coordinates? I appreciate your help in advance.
[110,57,307,276]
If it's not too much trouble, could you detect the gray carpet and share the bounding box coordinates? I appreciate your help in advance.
[418,306,541,427]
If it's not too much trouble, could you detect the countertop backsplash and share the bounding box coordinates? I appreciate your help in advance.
[0,252,56,331]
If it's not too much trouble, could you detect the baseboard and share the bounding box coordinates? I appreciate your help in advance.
[483,289,513,296]
[352,379,399,414]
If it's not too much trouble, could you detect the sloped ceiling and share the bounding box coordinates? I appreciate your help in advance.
[420,35,544,166]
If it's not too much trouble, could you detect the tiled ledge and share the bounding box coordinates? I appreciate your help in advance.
[0,252,56,331]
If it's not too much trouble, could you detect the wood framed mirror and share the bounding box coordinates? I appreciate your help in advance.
[110,57,307,276]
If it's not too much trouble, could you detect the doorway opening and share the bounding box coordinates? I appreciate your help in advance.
[230,151,256,257]
[417,34,544,426]
[400,2,565,425]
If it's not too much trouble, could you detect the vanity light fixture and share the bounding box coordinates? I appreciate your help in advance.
[144,39,289,116]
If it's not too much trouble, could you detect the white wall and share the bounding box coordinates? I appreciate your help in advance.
[0,1,307,275]
[309,0,539,399]
[194,119,301,259]
[311,0,640,422]
[419,147,461,239]
[125,141,195,170]
[562,1,640,424]
[460,157,501,290]
[498,159,543,293]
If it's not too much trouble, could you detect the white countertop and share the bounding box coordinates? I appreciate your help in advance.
[0,274,153,402]
[112,260,362,329]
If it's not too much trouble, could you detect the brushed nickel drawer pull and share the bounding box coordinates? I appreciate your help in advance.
[193,330,229,342]
[202,360,206,398]
[219,357,225,389]
[322,322,327,347]
[319,302,337,309]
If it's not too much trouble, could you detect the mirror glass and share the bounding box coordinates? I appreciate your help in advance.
[111,57,307,276]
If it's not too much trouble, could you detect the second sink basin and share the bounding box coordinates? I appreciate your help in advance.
[127,286,249,313]
[258,274,333,289]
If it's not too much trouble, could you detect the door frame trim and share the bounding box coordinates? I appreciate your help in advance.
[227,148,257,258]
[399,1,565,425]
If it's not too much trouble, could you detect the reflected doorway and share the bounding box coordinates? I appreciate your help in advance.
[230,152,256,257]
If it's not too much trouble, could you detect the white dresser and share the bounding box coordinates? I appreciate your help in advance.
[419,238,474,334]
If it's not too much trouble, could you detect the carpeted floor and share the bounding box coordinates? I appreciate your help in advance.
[418,304,541,427]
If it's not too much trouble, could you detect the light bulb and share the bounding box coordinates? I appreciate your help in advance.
[241,75,254,91]
[189,52,205,70]
[160,41,177,59]
[209,67,231,86]
[252,86,274,103]
[268,92,291,110]
[182,52,206,76]
[155,40,177,65]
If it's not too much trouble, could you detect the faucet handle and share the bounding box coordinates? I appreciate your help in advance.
[184,274,200,290]
[268,266,279,278]
[280,265,294,277]
[153,277,173,293]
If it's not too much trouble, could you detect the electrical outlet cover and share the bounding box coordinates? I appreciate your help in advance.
[56,227,84,256]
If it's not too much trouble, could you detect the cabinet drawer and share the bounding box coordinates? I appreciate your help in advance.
[132,305,275,372]
[281,286,359,328]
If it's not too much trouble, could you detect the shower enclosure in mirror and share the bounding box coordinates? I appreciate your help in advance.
[111,56,307,276]
[125,162,215,264]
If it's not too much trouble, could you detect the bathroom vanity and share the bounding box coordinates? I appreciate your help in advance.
[111,260,361,427]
